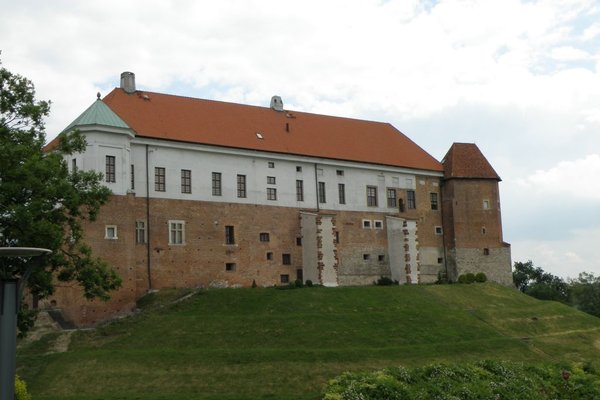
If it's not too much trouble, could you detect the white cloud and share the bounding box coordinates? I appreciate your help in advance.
[551,46,591,60]
[517,154,600,200]
[512,227,600,279]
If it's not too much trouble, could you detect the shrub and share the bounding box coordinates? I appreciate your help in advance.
[465,273,476,283]
[15,375,32,400]
[305,280,313,287]
[458,274,468,284]
[475,272,487,283]
[322,361,600,399]
[376,276,395,286]
[294,279,303,288]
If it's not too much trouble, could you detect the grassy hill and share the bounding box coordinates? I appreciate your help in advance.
[17,283,600,400]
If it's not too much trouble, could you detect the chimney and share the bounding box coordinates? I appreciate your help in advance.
[270,95,284,111]
[120,72,136,94]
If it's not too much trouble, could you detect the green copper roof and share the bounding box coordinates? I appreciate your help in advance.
[63,98,130,132]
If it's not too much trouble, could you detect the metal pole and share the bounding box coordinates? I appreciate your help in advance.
[0,279,18,400]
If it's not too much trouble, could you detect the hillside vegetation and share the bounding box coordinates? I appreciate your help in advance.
[17,284,600,400]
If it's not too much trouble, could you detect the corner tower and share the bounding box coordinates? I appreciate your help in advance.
[441,143,512,285]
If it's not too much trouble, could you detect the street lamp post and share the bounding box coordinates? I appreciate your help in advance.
[0,247,51,400]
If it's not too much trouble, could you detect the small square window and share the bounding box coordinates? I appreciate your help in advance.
[363,254,370,261]
[267,176,276,184]
[374,220,383,229]
[282,253,291,265]
[259,232,270,242]
[225,263,236,272]
[296,237,302,246]
[266,252,273,260]
[435,226,443,235]
[296,166,302,172]
[268,162,275,168]
[280,274,289,283]
[378,254,385,262]
[483,248,490,256]
[336,170,344,176]
[437,257,444,264]
[105,225,118,240]
[362,219,372,229]
[483,200,490,209]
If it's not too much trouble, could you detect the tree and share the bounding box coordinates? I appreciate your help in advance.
[0,59,121,334]
[513,261,569,303]
[569,272,600,318]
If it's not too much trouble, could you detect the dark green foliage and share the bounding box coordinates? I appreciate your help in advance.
[475,272,487,282]
[376,276,396,286]
[569,272,600,318]
[513,261,569,303]
[305,279,313,287]
[0,60,120,335]
[294,279,303,288]
[323,361,600,399]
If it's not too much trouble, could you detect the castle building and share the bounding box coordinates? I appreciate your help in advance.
[47,72,512,326]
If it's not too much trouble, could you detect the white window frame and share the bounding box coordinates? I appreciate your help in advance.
[169,220,186,245]
[435,226,443,235]
[135,220,147,244]
[374,220,384,229]
[105,225,118,240]
[362,219,372,229]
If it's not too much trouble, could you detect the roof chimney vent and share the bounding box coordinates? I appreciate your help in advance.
[270,95,284,111]
[120,71,136,94]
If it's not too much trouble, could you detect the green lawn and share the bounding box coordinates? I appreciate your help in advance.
[17,284,600,399]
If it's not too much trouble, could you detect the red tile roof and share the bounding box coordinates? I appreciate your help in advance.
[442,143,500,180]
[102,89,443,172]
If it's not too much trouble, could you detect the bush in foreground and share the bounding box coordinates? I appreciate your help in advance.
[323,361,600,399]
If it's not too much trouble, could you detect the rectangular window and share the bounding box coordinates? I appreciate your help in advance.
[267,176,276,184]
[237,175,246,198]
[268,161,275,168]
[282,254,291,265]
[266,252,273,260]
[483,248,490,256]
[367,186,378,207]
[181,169,191,194]
[296,180,304,201]
[130,164,135,190]
[72,158,77,171]
[169,220,185,245]
[105,225,117,239]
[225,263,236,272]
[212,172,222,196]
[483,199,490,209]
[387,188,397,208]
[407,190,416,209]
[430,193,439,210]
[296,237,302,246]
[338,183,346,204]
[296,166,302,172]
[135,220,146,244]
[267,188,277,201]
[280,274,289,284]
[435,226,443,235]
[225,225,235,245]
[296,269,303,281]
[259,232,270,242]
[399,198,405,212]
[155,167,166,192]
[374,220,383,229]
[105,155,116,183]
[318,182,326,203]
[336,170,344,176]
[362,219,372,229]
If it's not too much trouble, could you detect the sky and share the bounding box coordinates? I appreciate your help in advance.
[1,0,599,279]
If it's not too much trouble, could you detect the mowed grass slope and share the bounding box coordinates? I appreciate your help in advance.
[18,284,600,400]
